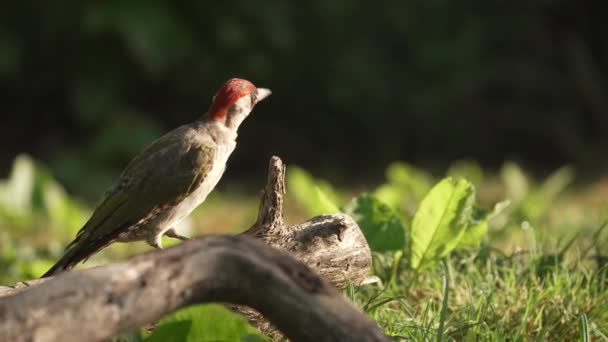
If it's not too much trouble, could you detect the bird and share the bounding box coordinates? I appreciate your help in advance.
[42,78,271,277]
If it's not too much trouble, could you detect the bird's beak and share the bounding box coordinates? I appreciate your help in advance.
[254,88,272,104]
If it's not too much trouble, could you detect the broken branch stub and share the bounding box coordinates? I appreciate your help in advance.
[243,156,372,288]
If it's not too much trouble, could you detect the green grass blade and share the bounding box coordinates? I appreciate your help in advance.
[436,260,450,342]
[389,250,404,286]
[579,313,589,342]
[346,279,356,302]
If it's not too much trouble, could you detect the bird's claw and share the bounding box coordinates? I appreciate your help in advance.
[165,227,190,241]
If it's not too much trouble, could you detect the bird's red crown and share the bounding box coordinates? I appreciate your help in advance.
[208,78,257,120]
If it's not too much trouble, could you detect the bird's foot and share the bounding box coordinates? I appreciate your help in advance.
[165,227,190,241]
[147,234,163,249]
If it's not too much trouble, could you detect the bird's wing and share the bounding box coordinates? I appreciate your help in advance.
[68,127,216,252]
[42,127,217,277]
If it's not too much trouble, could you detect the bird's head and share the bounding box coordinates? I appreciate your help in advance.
[207,78,271,130]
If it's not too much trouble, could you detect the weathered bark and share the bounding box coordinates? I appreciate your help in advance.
[231,157,373,338]
[0,278,48,298]
[243,156,372,289]
[0,235,386,342]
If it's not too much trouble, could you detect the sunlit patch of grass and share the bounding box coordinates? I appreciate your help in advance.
[351,241,608,340]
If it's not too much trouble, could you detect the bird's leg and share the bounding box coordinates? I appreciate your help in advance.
[165,227,190,241]
[147,232,163,249]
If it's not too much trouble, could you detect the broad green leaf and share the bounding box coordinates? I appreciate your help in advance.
[487,199,511,220]
[343,194,405,252]
[538,166,574,199]
[374,162,434,217]
[458,200,510,249]
[315,186,340,213]
[500,162,529,205]
[373,183,403,211]
[385,162,433,202]
[287,166,340,216]
[1,154,35,212]
[111,330,145,342]
[146,304,265,342]
[458,221,488,249]
[523,166,574,221]
[386,162,431,185]
[146,321,191,342]
[410,178,475,270]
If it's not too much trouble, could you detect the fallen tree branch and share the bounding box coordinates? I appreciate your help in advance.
[0,235,386,342]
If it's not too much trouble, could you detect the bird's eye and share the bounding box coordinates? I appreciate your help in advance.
[251,93,257,105]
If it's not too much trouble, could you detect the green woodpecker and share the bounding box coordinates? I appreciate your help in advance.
[42,78,271,277]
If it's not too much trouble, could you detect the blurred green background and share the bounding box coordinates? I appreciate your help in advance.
[1,1,608,198]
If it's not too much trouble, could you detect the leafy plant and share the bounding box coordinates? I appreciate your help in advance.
[409,178,475,270]
[0,154,90,236]
[146,304,266,342]
[287,165,505,271]
[373,162,433,217]
[500,162,574,222]
[0,154,91,282]
[343,194,406,252]
[457,199,510,249]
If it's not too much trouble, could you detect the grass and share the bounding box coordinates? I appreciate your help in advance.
[349,221,608,341]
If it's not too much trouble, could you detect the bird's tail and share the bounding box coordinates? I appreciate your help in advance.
[41,238,106,278]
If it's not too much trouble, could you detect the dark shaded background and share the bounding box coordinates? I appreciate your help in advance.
[1,1,607,199]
